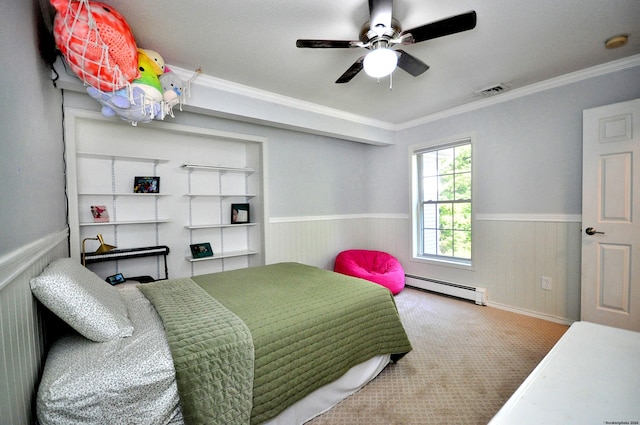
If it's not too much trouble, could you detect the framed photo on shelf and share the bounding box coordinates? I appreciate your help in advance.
[105,273,126,286]
[90,205,110,222]
[133,176,160,193]
[190,242,213,259]
[231,203,250,224]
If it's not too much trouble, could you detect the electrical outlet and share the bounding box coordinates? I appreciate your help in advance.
[541,276,552,291]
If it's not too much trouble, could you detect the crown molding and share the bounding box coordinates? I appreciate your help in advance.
[173,55,640,133]
[169,66,396,132]
[54,53,639,145]
[396,54,640,130]
[52,57,396,146]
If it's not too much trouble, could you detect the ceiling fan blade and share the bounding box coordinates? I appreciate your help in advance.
[401,10,477,44]
[335,56,365,83]
[296,39,356,48]
[368,0,393,33]
[396,50,430,76]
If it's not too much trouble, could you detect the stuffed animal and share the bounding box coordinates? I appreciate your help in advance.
[137,48,165,75]
[51,0,139,91]
[87,86,162,124]
[131,53,164,103]
[159,72,185,104]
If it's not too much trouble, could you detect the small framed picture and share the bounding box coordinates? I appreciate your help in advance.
[134,176,160,193]
[190,242,213,259]
[105,273,126,286]
[231,203,250,224]
[90,205,110,222]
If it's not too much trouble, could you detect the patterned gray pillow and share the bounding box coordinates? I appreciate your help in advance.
[30,258,134,342]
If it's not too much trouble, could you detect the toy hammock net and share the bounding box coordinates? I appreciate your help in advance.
[54,0,200,125]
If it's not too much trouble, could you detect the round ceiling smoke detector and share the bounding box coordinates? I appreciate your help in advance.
[605,34,629,49]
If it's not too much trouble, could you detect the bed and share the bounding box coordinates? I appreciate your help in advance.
[31,259,412,425]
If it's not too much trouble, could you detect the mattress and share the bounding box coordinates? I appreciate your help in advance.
[36,286,182,424]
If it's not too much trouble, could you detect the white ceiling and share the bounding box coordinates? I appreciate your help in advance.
[66,0,640,125]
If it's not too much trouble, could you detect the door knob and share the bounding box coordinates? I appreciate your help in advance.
[585,227,604,235]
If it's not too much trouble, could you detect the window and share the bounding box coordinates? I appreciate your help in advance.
[412,138,472,264]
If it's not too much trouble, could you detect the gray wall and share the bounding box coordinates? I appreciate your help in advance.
[0,0,66,257]
[366,65,640,216]
[2,0,638,263]
[62,91,370,219]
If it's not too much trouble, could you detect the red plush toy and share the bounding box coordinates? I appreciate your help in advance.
[51,0,139,91]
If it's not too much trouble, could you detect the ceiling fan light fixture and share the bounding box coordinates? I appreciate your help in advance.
[363,47,398,78]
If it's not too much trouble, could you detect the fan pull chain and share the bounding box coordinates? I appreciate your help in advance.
[375,74,393,90]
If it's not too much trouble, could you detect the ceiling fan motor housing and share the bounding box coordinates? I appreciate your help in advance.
[359,18,402,44]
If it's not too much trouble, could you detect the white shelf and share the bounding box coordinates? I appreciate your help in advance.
[186,250,258,262]
[184,159,261,271]
[77,152,170,163]
[181,163,254,174]
[185,193,256,198]
[79,193,170,197]
[185,223,257,229]
[79,219,172,226]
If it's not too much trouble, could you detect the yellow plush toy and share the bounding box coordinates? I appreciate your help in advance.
[137,48,165,75]
[131,49,164,102]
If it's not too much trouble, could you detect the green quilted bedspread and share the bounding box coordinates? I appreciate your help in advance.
[145,262,412,425]
[139,277,254,425]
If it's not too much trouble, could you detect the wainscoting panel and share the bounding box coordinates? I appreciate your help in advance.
[474,219,582,322]
[266,216,581,323]
[266,215,411,270]
[0,230,68,425]
[266,218,370,269]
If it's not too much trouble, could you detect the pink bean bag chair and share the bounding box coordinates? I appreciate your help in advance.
[334,249,405,295]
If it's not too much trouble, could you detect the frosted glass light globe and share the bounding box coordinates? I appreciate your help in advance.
[363,48,398,78]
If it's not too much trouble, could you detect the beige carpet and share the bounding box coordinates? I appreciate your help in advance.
[308,287,568,425]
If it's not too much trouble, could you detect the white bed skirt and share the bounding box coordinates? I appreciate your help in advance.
[264,354,390,425]
[166,354,390,425]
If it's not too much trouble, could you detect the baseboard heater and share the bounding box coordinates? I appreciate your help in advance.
[405,274,488,306]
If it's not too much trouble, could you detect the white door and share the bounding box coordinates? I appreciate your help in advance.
[581,98,640,331]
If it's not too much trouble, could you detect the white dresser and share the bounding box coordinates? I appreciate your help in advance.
[489,321,640,425]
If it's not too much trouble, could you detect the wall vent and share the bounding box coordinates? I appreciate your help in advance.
[405,274,488,305]
[475,83,510,97]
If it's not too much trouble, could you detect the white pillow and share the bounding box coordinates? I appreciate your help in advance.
[30,258,134,342]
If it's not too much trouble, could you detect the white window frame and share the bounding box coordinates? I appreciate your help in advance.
[409,133,475,268]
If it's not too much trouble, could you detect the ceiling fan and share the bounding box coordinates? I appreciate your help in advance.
[296,0,477,83]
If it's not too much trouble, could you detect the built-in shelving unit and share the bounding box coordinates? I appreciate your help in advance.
[182,162,260,271]
[65,109,266,280]
[68,149,171,279]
